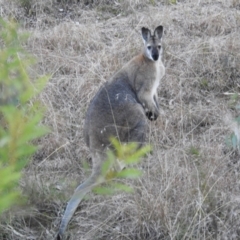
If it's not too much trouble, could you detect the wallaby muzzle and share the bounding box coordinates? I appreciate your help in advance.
[152,48,159,61]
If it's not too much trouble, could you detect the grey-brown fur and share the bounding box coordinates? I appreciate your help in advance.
[57,26,165,239]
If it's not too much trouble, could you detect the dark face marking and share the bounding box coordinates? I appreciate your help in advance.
[148,37,161,61]
[151,46,159,61]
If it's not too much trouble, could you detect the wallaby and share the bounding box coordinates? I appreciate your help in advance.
[56,26,165,239]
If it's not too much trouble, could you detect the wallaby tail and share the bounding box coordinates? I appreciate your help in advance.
[56,172,104,239]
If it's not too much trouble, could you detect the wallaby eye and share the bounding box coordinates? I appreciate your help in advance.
[147,46,152,50]
[158,45,161,49]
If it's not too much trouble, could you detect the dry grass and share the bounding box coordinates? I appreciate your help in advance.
[0,0,240,239]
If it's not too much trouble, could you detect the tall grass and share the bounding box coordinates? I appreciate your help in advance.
[0,0,239,239]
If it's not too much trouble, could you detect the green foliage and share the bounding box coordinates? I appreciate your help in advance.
[189,146,200,157]
[228,93,239,109]
[200,78,209,89]
[93,138,152,195]
[168,0,177,4]
[0,19,48,215]
[149,0,156,6]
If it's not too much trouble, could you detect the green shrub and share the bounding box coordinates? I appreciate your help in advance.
[0,18,48,214]
[93,137,152,195]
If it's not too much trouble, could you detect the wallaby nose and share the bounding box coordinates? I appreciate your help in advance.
[152,54,159,61]
[152,48,159,61]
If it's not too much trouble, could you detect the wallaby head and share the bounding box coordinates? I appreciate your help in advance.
[141,25,163,61]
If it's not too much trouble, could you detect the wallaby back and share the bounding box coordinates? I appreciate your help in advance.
[57,26,165,239]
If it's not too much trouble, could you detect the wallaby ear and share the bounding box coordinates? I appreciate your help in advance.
[154,25,163,40]
[141,27,151,43]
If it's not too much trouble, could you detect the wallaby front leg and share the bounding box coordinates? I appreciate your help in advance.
[137,90,159,121]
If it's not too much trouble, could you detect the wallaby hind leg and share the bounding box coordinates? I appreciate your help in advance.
[128,116,147,146]
[112,108,148,171]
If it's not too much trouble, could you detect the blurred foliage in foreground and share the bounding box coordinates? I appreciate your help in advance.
[0,18,48,215]
[93,137,152,195]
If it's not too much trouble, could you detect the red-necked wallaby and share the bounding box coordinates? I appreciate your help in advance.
[57,25,165,239]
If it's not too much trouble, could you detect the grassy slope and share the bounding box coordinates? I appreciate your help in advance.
[0,0,240,239]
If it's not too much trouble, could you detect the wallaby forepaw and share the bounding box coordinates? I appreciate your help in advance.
[146,111,158,121]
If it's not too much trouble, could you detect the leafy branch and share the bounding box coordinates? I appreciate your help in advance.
[0,18,48,214]
[93,137,152,195]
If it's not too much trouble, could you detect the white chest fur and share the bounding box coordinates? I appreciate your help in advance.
[151,60,165,98]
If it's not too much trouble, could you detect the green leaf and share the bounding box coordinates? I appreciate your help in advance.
[116,168,142,179]
[101,152,114,176]
[0,166,21,186]
[0,136,10,148]
[0,191,20,213]
[93,185,115,195]
[110,182,133,193]
[125,145,152,164]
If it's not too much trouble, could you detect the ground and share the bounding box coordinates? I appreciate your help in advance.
[0,0,240,239]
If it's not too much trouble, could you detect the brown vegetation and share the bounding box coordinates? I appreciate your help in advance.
[0,0,240,239]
